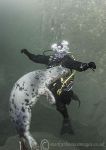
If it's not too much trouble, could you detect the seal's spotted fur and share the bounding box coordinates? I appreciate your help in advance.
[9,66,69,150]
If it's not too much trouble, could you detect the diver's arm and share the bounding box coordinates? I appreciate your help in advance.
[63,55,96,71]
[70,60,89,71]
[21,49,50,65]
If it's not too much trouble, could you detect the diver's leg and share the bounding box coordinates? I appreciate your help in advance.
[56,99,69,119]
[55,96,74,135]
[70,90,81,107]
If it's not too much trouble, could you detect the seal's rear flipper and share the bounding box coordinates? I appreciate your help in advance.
[19,138,28,150]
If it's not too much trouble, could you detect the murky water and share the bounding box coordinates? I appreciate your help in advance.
[0,0,106,149]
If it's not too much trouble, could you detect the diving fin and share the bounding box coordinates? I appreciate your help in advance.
[60,119,74,135]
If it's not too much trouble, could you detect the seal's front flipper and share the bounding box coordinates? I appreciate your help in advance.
[45,87,56,105]
[60,119,74,135]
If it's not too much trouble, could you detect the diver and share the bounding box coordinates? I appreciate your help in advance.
[21,40,96,135]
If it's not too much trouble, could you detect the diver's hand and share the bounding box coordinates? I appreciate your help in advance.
[88,62,96,70]
[21,49,28,54]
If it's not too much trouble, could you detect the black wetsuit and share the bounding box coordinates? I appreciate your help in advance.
[22,50,91,120]
[23,51,89,71]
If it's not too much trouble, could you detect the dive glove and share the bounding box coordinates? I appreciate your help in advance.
[21,49,28,54]
[88,62,96,70]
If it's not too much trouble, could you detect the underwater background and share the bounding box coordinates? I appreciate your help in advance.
[0,0,106,149]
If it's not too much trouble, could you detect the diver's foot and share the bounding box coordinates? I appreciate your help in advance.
[60,119,74,135]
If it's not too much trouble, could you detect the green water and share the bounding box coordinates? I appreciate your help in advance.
[0,0,106,149]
